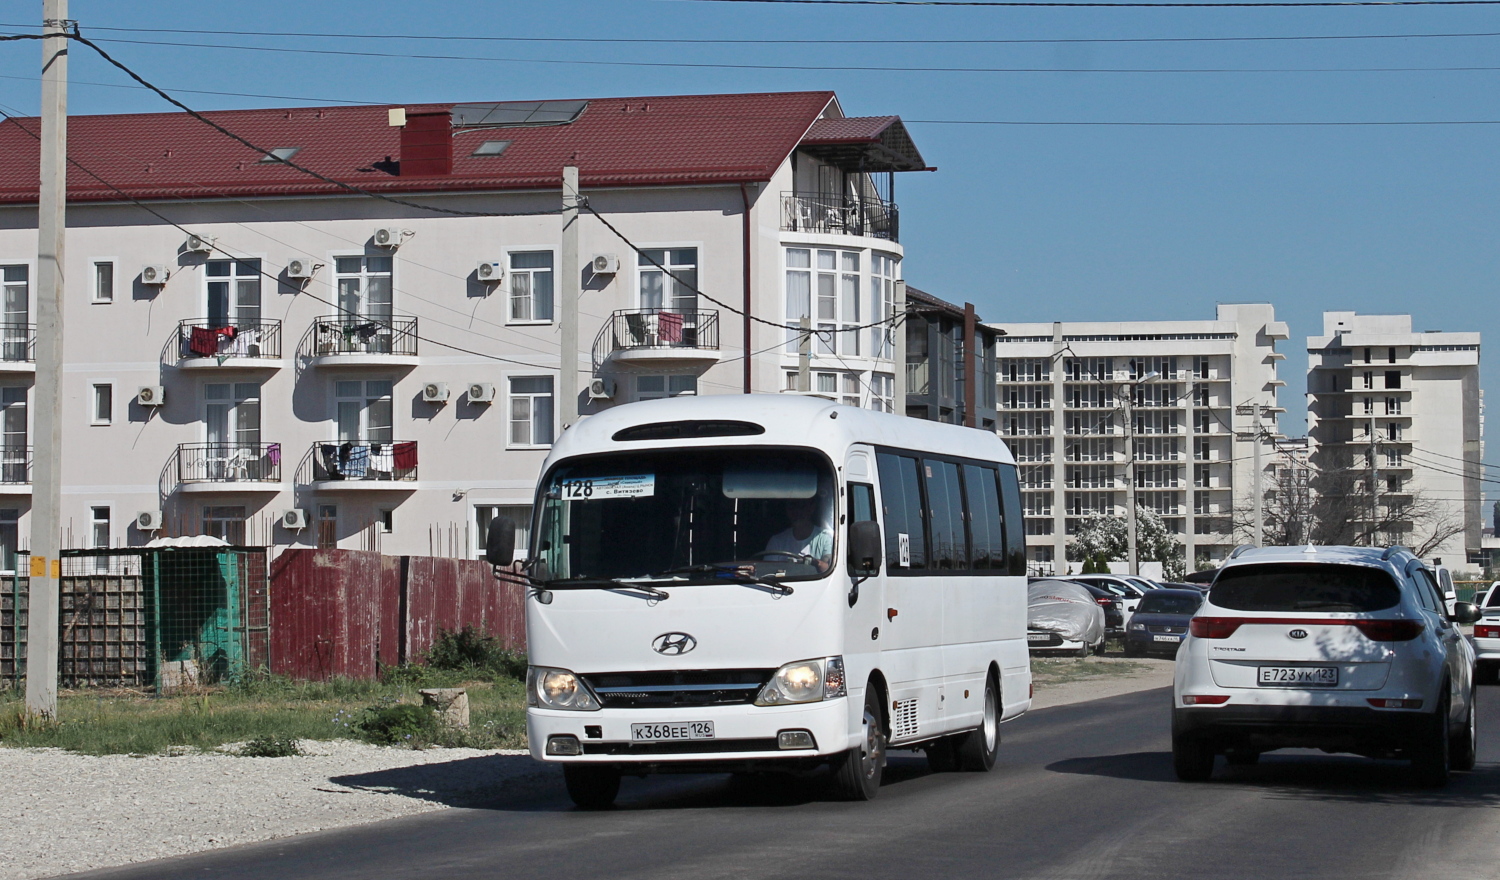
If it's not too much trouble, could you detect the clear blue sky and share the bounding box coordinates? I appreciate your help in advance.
[3,0,1499,496]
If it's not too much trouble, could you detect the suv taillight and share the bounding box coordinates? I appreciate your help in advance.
[1352,620,1425,641]
[1189,617,1243,639]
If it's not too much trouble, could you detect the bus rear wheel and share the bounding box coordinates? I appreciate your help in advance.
[954,674,1001,772]
[830,686,886,800]
[564,764,621,810]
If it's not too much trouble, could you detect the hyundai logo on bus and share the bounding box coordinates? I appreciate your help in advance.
[1288,629,1309,640]
[653,632,697,655]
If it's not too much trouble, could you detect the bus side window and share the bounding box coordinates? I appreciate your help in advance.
[964,464,1003,570]
[998,464,1026,576]
[875,452,927,571]
[924,459,967,571]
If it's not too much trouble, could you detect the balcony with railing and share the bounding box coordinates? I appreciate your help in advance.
[0,324,35,373]
[306,442,418,487]
[592,309,720,370]
[781,192,899,241]
[0,445,31,492]
[306,316,419,367]
[176,319,283,369]
[176,442,283,492]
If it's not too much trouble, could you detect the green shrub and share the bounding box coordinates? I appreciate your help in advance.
[238,735,303,757]
[356,702,438,746]
[425,627,527,681]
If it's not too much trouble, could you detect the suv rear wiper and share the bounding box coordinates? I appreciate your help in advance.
[543,576,671,601]
[651,564,794,596]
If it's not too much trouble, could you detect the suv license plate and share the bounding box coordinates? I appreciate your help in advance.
[631,721,715,743]
[1257,666,1338,687]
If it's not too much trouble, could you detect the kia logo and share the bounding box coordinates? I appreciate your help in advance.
[652,632,697,655]
[1288,628,1309,640]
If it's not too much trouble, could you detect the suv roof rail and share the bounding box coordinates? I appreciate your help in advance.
[1228,543,1258,559]
[1381,545,1414,561]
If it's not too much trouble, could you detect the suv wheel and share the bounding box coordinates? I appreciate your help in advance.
[1451,686,1477,772]
[1172,711,1215,782]
[1411,689,1452,787]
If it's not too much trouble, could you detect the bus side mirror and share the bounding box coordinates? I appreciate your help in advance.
[485,516,516,567]
[848,520,882,575]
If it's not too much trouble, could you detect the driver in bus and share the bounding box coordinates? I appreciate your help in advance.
[764,496,833,572]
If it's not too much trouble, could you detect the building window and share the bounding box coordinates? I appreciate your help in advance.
[1384,448,1404,467]
[317,503,337,549]
[1,388,24,483]
[2,266,28,362]
[869,372,894,413]
[1387,476,1403,493]
[1387,422,1402,441]
[1194,464,1211,488]
[475,504,532,561]
[1362,397,1374,415]
[508,251,554,323]
[206,382,261,451]
[1362,371,1373,390]
[91,505,110,550]
[335,380,393,443]
[1388,347,1397,364]
[1193,356,1211,380]
[91,383,112,425]
[203,506,246,544]
[637,375,696,400]
[786,248,861,356]
[509,376,555,447]
[1195,438,1211,461]
[1385,397,1401,415]
[816,371,838,397]
[378,508,394,534]
[870,253,897,359]
[639,248,697,313]
[1385,370,1401,390]
[93,261,114,303]
[841,372,862,407]
[0,508,17,573]
[334,255,393,322]
[1363,347,1372,363]
[206,259,262,327]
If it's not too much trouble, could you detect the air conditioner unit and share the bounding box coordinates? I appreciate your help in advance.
[135,510,163,532]
[136,385,166,406]
[285,257,317,279]
[280,509,308,531]
[184,233,216,254]
[466,382,496,404]
[422,381,450,403]
[140,265,170,285]
[591,253,620,275]
[372,227,406,248]
[476,261,504,283]
[588,377,615,400]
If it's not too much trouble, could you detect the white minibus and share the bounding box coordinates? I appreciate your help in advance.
[485,394,1032,807]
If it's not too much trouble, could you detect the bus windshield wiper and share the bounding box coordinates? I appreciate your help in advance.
[649,564,794,596]
[543,576,671,601]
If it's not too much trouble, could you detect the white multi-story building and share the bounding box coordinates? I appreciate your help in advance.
[1305,311,1483,566]
[0,91,929,563]
[989,304,1288,574]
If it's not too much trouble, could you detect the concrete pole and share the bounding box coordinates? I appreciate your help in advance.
[1370,412,1380,546]
[797,316,811,392]
[1122,383,1138,576]
[1252,420,1264,547]
[892,280,907,414]
[26,0,67,720]
[962,302,977,429]
[559,166,579,426]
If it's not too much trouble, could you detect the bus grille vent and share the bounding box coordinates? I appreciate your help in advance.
[893,699,919,739]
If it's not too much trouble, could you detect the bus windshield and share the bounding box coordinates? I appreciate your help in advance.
[534,448,837,583]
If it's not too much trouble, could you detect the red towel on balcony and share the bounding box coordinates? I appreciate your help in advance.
[189,326,217,357]
[392,441,418,470]
[658,311,683,344]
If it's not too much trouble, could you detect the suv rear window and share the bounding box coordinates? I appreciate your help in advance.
[1210,563,1401,613]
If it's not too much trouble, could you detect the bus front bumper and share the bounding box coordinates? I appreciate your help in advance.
[528,698,854,765]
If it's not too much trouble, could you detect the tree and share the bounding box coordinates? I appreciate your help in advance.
[1066,506,1186,580]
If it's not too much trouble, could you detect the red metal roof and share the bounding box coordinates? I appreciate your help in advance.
[801,116,902,145]
[0,91,840,205]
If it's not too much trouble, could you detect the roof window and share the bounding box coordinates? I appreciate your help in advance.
[471,140,512,157]
[259,147,301,164]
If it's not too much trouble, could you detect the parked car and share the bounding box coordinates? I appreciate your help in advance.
[1027,579,1107,657]
[1472,582,1500,684]
[1161,581,1210,594]
[1431,564,1458,617]
[1069,574,1150,626]
[1124,589,1204,657]
[1173,545,1481,786]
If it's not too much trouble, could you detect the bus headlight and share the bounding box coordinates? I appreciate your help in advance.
[756,656,845,706]
[527,666,601,711]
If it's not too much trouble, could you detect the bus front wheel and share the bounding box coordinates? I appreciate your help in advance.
[564,764,621,810]
[830,686,887,800]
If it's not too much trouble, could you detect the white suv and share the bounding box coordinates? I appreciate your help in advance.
[1173,545,1481,786]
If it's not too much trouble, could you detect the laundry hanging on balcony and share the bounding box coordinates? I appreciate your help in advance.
[343,444,370,479]
[320,444,343,479]
[657,311,683,344]
[392,441,418,470]
[265,443,281,467]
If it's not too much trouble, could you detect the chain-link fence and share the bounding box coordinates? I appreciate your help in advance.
[0,546,268,690]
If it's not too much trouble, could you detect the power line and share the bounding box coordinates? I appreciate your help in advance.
[689,0,1500,7]
[0,71,376,106]
[17,20,1500,45]
[48,34,1500,74]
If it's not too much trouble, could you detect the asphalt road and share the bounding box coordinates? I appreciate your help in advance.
[71,686,1500,880]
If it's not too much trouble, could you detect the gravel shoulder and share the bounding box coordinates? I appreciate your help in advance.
[2,660,1175,880]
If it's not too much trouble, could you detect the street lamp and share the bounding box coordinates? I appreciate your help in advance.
[1119,370,1160,576]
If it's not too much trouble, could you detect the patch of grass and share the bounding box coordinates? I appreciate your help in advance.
[1030,656,1153,689]
[237,734,303,757]
[0,675,528,756]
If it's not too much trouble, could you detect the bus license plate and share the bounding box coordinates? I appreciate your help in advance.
[1257,666,1338,687]
[631,721,715,742]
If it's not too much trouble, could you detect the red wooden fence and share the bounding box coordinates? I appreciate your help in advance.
[268,549,525,680]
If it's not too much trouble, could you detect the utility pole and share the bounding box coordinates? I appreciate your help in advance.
[559,165,579,426]
[892,280,907,413]
[26,0,67,720]
[1121,381,1138,576]
[1252,420,1264,547]
[797,316,811,392]
[1370,411,1380,546]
